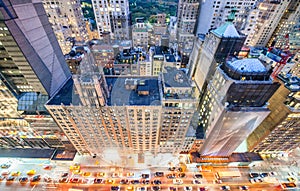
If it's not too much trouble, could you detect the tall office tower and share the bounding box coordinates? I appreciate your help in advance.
[159,67,197,154]
[248,76,300,154]
[42,0,88,55]
[196,0,259,40]
[189,13,246,92]
[199,58,280,156]
[247,0,290,47]
[0,0,72,149]
[91,0,131,40]
[46,52,197,156]
[176,0,199,56]
[268,1,300,54]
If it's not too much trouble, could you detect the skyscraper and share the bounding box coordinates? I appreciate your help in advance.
[195,0,259,40]
[199,58,280,156]
[42,0,88,55]
[45,52,197,156]
[91,0,131,40]
[248,76,300,154]
[176,0,200,56]
[0,0,72,150]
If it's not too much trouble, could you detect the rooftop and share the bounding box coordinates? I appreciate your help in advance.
[106,76,161,106]
[227,59,267,73]
[212,22,240,38]
[163,67,191,88]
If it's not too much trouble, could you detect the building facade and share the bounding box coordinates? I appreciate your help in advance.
[42,0,88,55]
[176,0,200,55]
[0,0,72,150]
[199,58,280,156]
[91,0,131,40]
[248,76,300,154]
[46,53,197,156]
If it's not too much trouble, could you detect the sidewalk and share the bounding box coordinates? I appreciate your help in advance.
[72,149,186,169]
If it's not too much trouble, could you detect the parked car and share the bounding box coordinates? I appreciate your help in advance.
[192,179,201,184]
[137,187,147,191]
[43,175,52,182]
[198,187,208,191]
[111,186,120,191]
[94,178,103,184]
[169,187,177,191]
[154,172,164,177]
[30,175,41,182]
[239,186,249,190]
[166,173,176,179]
[26,170,36,176]
[184,186,192,191]
[249,172,259,178]
[194,173,203,179]
[69,177,81,183]
[0,164,11,169]
[141,174,149,179]
[220,186,230,190]
[151,186,160,191]
[120,179,129,184]
[6,176,15,181]
[19,176,28,184]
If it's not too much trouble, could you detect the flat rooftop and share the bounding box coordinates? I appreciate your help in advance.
[163,67,191,88]
[106,77,161,106]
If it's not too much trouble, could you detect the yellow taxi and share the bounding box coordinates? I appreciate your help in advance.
[82,172,91,177]
[11,171,21,176]
[96,172,106,177]
[127,186,135,191]
[70,165,80,171]
[26,170,36,176]
[73,169,82,175]
[106,179,115,184]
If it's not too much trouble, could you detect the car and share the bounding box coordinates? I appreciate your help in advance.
[287,177,296,182]
[43,175,52,182]
[111,186,121,191]
[112,173,121,178]
[141,174,149,179]
[83,172,91,177]
[169,187,177,191]
[30,175,41,182]
[70,165,80,170]
[151,186,160,191]
[152,179,162,185]
[288,172,296,176]
[173,179,183,185]
[220,186,230,190]
[131,179,140,184]
[239,186,249,190]
[249,173,259,178]
[94,178,103,184]
[60,172,69,178]
[281,182,296,188]
[142,179,150,184]
[58,177,68,183]
[26,170,36,176]
[1,164,11,169]
[169,167,176,171]
[184,186,192,191]
[137,187,147,191]
[19,176,28,184]
[120,179,129,184]
[6,176,15,181]
[154,172,164,177]
[194,173,203,179]
[167,173,176,179]
[178,173,186,178]
[106,179,115,184]
[198,187,208,191]
[260,173,269,178]
[43,165,52,170]
[127,172,135,177]
[96,172,106,177]
[1,170,10,176]
[73,169,83,175]
[269,171,278,176]
[214,179,223,184]
[11,171,21,176]
[249,178,262,183]
[192,179,201,184]
[127,186,135,191]
[0,175,5,181]
[69,177,81,183]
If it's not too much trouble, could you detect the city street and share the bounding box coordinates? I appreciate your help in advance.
[1,150,297,191]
